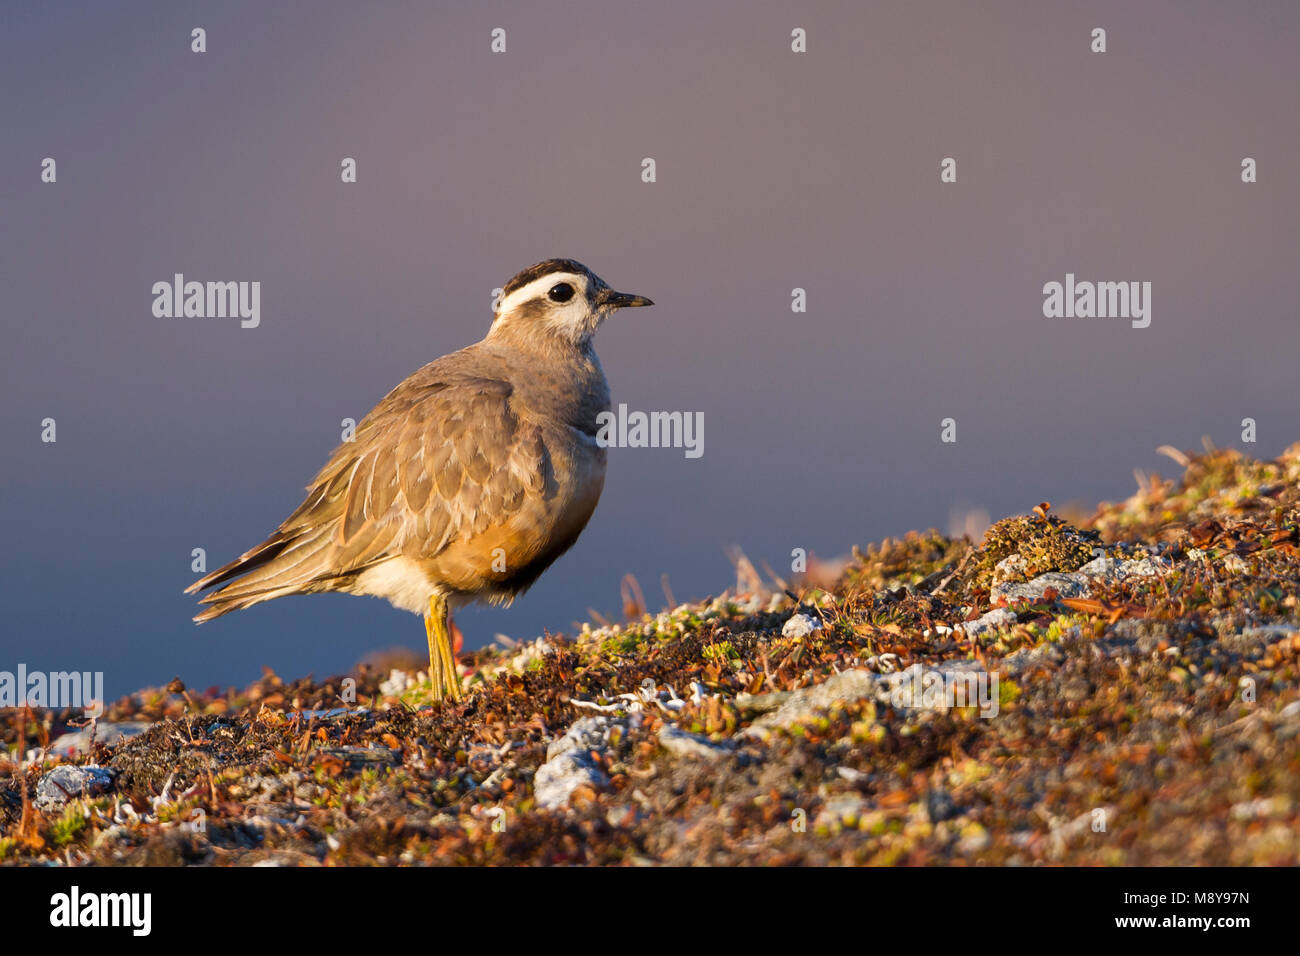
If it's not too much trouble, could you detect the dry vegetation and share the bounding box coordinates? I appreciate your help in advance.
[3,442,1300,865]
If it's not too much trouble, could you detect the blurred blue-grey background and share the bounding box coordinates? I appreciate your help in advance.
[2,1,1298,694]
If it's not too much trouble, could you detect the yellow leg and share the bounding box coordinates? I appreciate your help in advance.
[424,607,444,697]
[425,594,462,702]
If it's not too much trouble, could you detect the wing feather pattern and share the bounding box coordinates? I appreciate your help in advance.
[187,359,545,622]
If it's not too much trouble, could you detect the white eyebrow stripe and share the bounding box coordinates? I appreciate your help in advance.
[495,273,585,315]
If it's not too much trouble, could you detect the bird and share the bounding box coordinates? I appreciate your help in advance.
[186,259,653,701]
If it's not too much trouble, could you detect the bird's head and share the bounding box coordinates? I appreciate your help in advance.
[490,258,653,349]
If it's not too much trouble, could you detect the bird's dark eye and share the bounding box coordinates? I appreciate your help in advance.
[548,283,575,303]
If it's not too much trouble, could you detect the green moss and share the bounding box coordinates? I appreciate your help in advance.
[702,641,739,664]
[998,679,1021,708]
[601,631,643,657]
[50,805,86,847]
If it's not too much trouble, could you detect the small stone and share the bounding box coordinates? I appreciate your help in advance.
[742,669,883,737]
[378,669,415,697]
[534,716,618,811]
[546,715,617,761]
[876,661,990,712]
[735,690,793,714]
[45,722,151,760]
[960,607,1018,638]
[1078,555,1170,581]
[534,753,608,811]
[991,571,1091,604]
[782,613,823,638]
[658,724,732,761]
[740,660,986,735]
[990,554,1028,586]
[1002,641,1068,674]
[36,765,115,808]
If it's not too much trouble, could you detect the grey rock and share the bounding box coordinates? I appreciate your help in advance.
[46,721,151,759]
[991,571,1091,604]
[658,724,732,761]
[533,754,608,810]
[378,669,416,697]
[987,553,1168,606]
[1078,556,1170,581]
[742,669,883,737]
[36,765,115,808]
[546,715,618,761]
[743,660,989,736]
[735,690,793,714]
[960,607,1018,638]
[534,716,617,810]
[875,661,991,712]
[782,613,823,638]
[1001,640,1070,675]
[990,554,1029,587]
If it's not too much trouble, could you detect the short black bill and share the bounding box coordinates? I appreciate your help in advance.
[599,289,654,309]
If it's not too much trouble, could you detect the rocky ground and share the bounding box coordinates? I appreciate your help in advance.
[3,443,1300,865]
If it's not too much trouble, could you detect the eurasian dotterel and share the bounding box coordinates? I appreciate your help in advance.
[186,259,653,701]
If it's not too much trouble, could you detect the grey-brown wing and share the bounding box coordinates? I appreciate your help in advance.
[188,373,547,618]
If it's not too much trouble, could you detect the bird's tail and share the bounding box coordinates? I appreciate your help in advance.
[185,529,331,622]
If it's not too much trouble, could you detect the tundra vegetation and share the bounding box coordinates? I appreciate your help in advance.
[2,443,1299,865]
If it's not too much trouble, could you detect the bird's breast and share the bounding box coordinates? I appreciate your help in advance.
[409,418,607,604]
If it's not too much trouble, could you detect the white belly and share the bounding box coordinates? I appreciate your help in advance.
[353,558,436,615]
